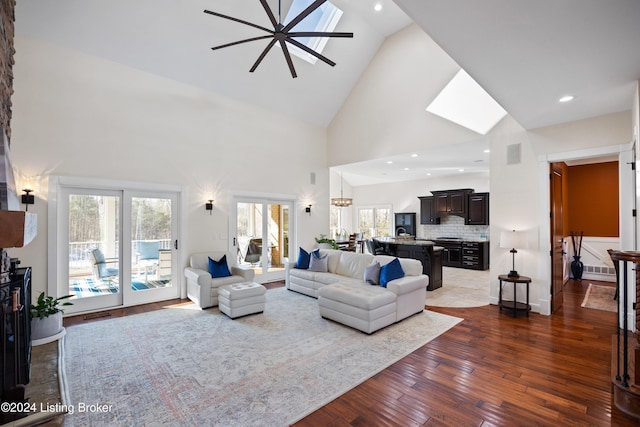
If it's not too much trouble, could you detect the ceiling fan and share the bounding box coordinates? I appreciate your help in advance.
[204,0,353,78]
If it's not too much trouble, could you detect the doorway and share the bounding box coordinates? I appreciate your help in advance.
[51,177,182,314]
[550,162,564,313]
[232,196,294,283]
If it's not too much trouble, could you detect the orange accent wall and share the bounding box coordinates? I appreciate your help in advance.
[567,161,619,237]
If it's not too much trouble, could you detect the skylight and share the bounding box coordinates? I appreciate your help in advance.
[426,69,507,135]
[284,0,344,65]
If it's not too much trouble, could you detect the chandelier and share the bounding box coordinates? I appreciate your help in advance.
[331,173,352,207]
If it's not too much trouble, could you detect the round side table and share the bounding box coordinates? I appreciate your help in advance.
[498,274,532,317]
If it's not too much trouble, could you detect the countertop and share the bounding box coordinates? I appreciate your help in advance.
[375,237,435,246]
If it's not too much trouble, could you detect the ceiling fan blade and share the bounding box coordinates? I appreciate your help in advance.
[249,38,277,73]
[278,40,298,78]
[211,35,274,51]
[283,0,327,32]
[285,37,336,67]
[259,0,278,29]
[204,9,274,34]
[287,32,354,38]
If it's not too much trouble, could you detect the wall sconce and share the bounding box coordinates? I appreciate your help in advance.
[205,199,214,215]
[305,204,312,215]
[21,189,34,211]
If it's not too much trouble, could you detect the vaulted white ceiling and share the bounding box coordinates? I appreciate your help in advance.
[396,0,640,130]
[14,0,640,185]
[15,0,412,127]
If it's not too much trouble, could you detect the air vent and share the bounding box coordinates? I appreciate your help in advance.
[506,143,521,165]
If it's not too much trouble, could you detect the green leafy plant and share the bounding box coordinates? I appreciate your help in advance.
[30,292,74,320]
[315,234,339,249]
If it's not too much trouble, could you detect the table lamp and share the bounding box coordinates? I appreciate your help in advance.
[500,230,527,277]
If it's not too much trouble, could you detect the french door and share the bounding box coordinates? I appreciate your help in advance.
[56,182,180,314]
[232,197,294,283]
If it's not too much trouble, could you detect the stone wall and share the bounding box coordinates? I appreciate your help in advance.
[0,0,14,283]
[0,0,14,143]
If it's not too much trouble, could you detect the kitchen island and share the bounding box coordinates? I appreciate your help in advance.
[374,237,443,291]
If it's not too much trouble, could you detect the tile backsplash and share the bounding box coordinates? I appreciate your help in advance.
[417,215,490,241]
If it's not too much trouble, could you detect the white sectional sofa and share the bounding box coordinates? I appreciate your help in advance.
[184,251,255,309]
[285,249,428,333]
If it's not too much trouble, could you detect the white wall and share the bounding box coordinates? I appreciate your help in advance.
[8,36,330,298]
[327,24,483,167]
[489,112,632,314]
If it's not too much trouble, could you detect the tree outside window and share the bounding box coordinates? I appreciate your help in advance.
[358,206,391,240]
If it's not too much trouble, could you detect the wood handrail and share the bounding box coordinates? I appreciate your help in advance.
[610,250,640,263]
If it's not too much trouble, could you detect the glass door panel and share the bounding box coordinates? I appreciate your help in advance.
[64,190,123,314]
[126,192,179,305]
[236,202,264,273]
[234,198,293,282]
[60,186,180,314]
[130,196,173,292]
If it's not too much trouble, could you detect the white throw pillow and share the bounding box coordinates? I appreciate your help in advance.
[308,251,329,272]
[364,261,381,285]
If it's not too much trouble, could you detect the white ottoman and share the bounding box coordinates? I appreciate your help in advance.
[218,282,266,319]
[318,282,397,334]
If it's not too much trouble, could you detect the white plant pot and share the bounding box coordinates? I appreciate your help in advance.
[31,311,64,342]
[317,243,333,249]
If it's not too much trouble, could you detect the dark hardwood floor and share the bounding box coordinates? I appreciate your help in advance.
[294,279,639,426]
[63,279,638,426]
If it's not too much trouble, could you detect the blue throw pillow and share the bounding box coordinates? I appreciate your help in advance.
[208,255,232,278]
[295,247,311,269]
[296,248,320,269]
[379,258,404,288]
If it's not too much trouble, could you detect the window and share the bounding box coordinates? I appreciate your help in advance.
[357,206,392,240]
[284,0,344,64]
[330,206,342,239]
[426,69,507,135]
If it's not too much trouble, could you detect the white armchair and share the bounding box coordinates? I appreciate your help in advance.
[184,251,255,309]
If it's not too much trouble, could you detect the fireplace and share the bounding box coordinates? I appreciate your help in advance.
[0,258,31,422]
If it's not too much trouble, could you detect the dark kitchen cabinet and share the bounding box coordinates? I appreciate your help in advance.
[384,241,442,290]
[394,212,416,236]
[467,192,489,225]
[431,189,473,216]
[462,241,490,270]
[418,196,439,224]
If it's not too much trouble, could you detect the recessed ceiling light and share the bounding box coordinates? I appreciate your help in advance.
[559,95,574,103]
[484,149,490,153]
[374,3,383,12]
[403,168,409,171]
[411,153,418,158]
[386,160,393,164]
[459,169,465,172]
[426,173,432,176]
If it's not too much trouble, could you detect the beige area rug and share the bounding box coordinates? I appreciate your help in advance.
[62,287,462,426]
[581,283,617,312]
[426,267,491,308]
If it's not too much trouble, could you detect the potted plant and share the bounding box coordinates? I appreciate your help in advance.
[30,292,74,342]
[315,234,339,250]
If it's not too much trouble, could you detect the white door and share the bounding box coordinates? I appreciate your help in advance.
[232,197,294,283]
[59,186,180,314]
[125,192,179,306]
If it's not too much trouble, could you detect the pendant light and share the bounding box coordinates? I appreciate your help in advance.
[331,173,353,207]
